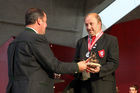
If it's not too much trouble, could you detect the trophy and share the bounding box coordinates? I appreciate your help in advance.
[82,51,101,80]
[86,52,101,68]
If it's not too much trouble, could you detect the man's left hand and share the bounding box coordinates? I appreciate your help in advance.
[86,66,100,73]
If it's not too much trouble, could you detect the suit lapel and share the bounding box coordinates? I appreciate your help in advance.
[89,34,104,65]
[90,34,104,51]
[83,36,88,52]
[95,34,105,51]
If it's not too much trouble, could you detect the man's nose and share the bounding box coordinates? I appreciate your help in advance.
[87,24,91,29]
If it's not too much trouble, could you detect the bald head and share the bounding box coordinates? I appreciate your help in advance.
[85,13,102,24]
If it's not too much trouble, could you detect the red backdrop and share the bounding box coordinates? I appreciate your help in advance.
[50,44,75,93]
[106,18,140,93]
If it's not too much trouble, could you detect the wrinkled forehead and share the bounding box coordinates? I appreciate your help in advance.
[85,15,97,23]
[85,15,92,21]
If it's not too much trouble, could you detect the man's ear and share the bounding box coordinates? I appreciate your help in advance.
[37,18,42,25]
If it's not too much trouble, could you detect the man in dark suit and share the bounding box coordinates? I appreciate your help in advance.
[6,8,87,93]
[71,13,119,93]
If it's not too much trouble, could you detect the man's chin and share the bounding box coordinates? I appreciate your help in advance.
[88,33,95,36]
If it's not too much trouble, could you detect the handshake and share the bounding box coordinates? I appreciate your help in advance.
[77,54,101,73]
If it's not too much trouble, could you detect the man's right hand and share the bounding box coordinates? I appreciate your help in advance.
[77,61,87,72]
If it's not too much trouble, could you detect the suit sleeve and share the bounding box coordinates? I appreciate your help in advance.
[29,36,79,74]
[99,37,119,77]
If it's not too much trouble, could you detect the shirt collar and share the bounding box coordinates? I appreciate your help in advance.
[88,31,102,39]
[26,27,38,34]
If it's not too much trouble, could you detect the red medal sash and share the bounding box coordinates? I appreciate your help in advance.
[88,31,103,52]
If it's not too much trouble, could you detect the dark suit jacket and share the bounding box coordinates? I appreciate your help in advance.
[72,33,119,93]
[6,28,79,93]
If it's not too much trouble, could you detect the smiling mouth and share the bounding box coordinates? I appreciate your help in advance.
[88,30,93,33]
